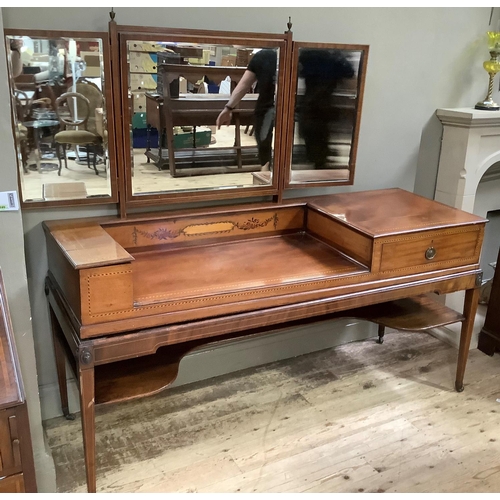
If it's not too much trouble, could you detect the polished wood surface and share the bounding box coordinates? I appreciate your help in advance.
[478,247,500,355]
[50,224,133,270]
[44,188,486,492]
[131,233,366,305]
[0,270,37,493]
[43,189,485,338]
[0,473,25,493]
[308,188,484,236]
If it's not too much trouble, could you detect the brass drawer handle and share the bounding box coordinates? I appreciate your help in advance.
[425,246,436,260]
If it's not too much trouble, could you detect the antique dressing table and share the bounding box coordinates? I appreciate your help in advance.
[43,187,486,492]
[5,16,487,493]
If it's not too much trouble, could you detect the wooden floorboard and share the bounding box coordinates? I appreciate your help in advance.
[43,331,500,493]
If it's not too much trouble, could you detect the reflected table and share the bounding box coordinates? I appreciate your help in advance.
[22,119,60,172]
[145,92,258,176]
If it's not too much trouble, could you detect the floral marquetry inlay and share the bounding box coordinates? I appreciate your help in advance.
[131,214,279,245]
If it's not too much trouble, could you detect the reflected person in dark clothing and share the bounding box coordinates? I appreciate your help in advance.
[297,49,355,168]
[216,49,277,170]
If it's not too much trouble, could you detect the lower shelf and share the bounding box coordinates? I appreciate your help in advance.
[94,293,463,406]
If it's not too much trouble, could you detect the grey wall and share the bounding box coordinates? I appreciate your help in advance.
[1,8,498,490]
[0,9,55,492]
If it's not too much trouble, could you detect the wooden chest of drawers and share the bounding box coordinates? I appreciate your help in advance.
[0,269,37,493]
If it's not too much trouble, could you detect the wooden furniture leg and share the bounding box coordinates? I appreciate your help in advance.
[79,363,96,493]
[146,124,151,163]
[164,106,176,177]
[49,306,74,420]
[234,113,242,169]
[455,286,481,392]
[377,324,385,344]
[158,128,165,171]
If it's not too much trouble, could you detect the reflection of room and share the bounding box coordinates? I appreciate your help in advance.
[128,40,276,194]
[290,49,361,181]
[21,129,260,201]
[8,35,110,201]
[132,125,259,194]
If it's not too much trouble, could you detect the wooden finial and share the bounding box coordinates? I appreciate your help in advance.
[286,16,293,33]
[110,8,116,21]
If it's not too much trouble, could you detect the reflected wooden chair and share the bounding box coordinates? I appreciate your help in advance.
[54,92,102,176]
[76,80,106,167]
[75,79,103,135]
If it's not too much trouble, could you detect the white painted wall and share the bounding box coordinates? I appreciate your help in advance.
[1,7,498,490]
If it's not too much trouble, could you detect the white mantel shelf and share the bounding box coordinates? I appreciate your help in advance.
[437,107,500,128]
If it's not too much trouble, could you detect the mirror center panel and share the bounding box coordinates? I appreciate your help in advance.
[125,39,280,197]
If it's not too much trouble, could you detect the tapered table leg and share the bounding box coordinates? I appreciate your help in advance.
[49,306,74,420]
[79,365,96,492]
[455,287,481,392]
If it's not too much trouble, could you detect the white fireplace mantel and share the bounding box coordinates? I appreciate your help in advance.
[433,107,500,350]
[435,107,500,213]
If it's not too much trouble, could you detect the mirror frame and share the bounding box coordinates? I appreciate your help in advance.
[284,41,369,190]
[4,28,120,209]
[4,21,369,212]
[114,24,292,210]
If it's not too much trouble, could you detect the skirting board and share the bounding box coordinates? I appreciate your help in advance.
[40,318,377,421]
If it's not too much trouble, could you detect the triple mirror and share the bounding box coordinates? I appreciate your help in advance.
[4,25,368,208]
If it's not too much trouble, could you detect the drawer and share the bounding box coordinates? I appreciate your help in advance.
[0,409,23,476]
[0,473,25,493]
[378,227,482,273]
